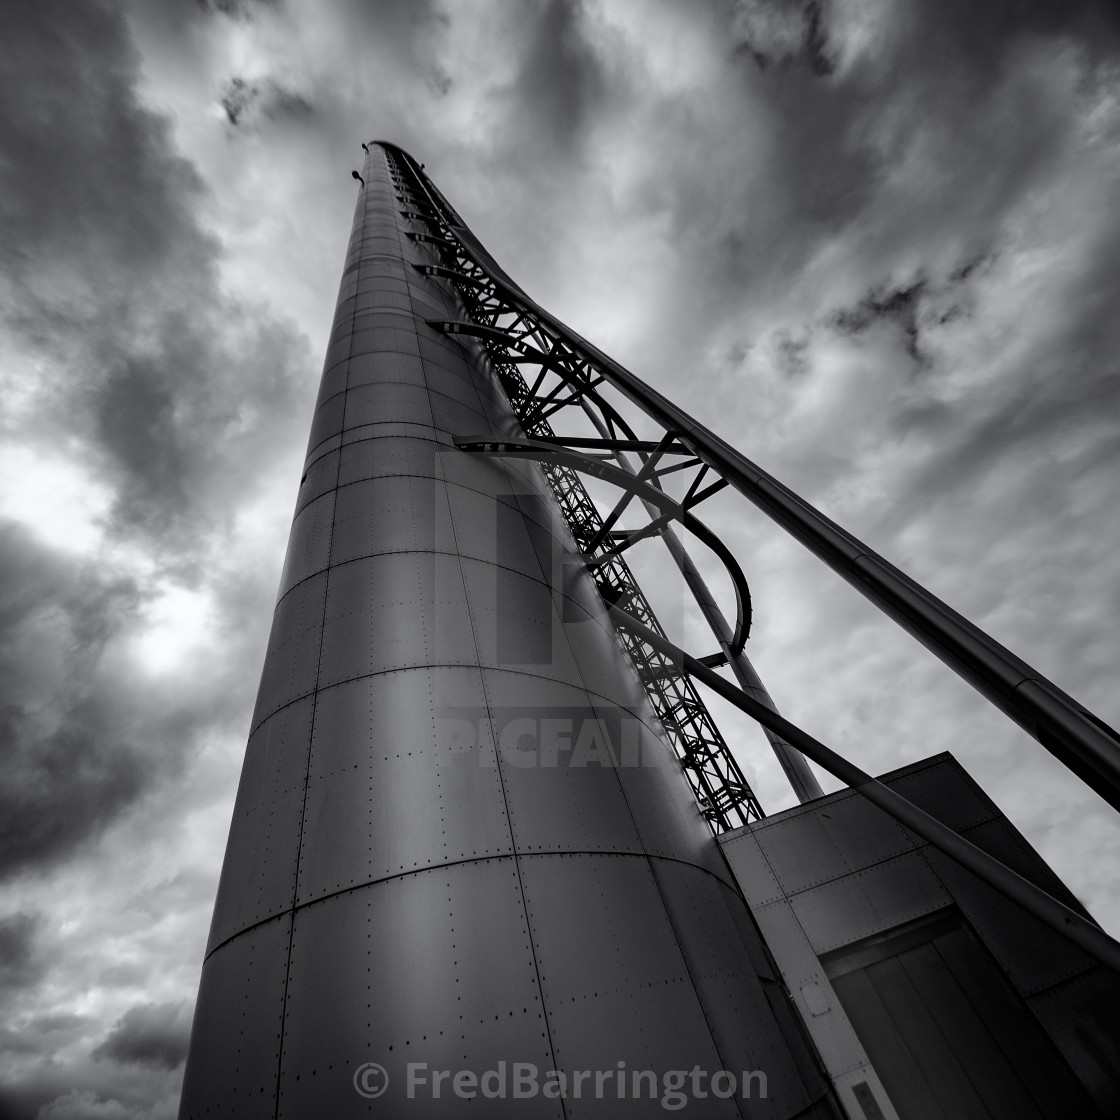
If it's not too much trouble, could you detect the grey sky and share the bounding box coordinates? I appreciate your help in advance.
[2,1,1119,1116]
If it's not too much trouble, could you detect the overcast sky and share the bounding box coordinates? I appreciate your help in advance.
[2,1,1120,1116]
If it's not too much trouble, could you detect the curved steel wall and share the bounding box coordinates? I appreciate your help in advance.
[179,146,837,1119]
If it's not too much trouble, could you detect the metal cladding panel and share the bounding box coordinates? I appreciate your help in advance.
[443,471,581,555]
[476,669,644,855]
[345,350,427,388]
[277,489,336,599]
[316,551,478,685]
[806,793,913,875]
[951,814,1087,907]
[610,713,737,887]
[507,483,585,559]
[559,598,655,712]
[883,756,996,833]
[277,862,563,1120]
[445,442,551,502]
[648,857,826,1118]
[179,916,290,1120]
[341,421,443,447]
[316,361,348,408]
[337,433,443,486]
[348,273,409,296]
[330,475,439,564]
[443,481,553,579]
[344,382,435,428]
[307,390,347,453]
[351,320,420,359]
[1028,967,1120,1115]
[336,275,358,306]
[458,558,586,687]
[295,447,339,513]
[365,287,413,312]
[429,390,498,440]
[516,851,740,1119]
[411,291,459,325]
[789,852,949,956]
[419,345,489,391]
[753,812,848,895]
[294,667,513,904]
[207,698,314,951]
[476,665,732,888]
[429,367,497,412]
[752,795,915,896]
[250,570,327,728]
[721,831,786,908]
[919,843,1095,994]
[419,332,482,374]
[752,898,825,991]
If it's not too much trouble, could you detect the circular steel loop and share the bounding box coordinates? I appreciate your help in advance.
[458,437,752,661]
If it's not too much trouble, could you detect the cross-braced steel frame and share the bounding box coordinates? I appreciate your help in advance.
[386,149,764,831]
[368,142,1120,973]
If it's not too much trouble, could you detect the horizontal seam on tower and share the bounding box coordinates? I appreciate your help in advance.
[247,661,669,739]
[203,850,739,963]
[305,383,487,428]
[301,422,523,473]
[274,546,612,613]
[294,471,569,539]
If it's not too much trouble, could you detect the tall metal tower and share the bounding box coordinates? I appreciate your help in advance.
[181,141,1120,1119]
[178,143,842,1118]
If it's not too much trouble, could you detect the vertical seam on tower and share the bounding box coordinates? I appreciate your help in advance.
[441,486,571,1120]
[271,146,368,1120]
[396,146,730,1113]
[393,151,569,1120]
[520,526,748,1117]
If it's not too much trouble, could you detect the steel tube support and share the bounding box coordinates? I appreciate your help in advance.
[607,604,1120,976]
[580,402,825,804]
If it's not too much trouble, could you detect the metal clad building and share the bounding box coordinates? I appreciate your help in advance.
[179,145,840,1117]
[722,754,1120,1119]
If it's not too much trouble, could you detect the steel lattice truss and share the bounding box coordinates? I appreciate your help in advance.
[387,150,764,831]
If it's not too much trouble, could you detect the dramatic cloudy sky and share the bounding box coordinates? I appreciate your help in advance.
[3,0,1120,1115]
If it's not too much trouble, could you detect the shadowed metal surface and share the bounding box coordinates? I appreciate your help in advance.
[723,755,1120,1118]
[178,146,840,1118]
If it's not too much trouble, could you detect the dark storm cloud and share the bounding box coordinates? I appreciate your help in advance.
[0,0,310,880]
[621,0,1120,349]
[831,278,928,363]
[852,194,1120,552]
[220,76,313,128]
[0,913,46,996]
[0,5,210,317]
[0,523,149,879]
[0,703,145,881]
[331,0,451,103]
[196,0,279,18]
[92,1002,192,1070]
[506,0,607,152]
[1,0,308,545]
[732,0,834,75]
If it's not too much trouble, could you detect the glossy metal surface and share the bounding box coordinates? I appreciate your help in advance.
[179,147,840,1119]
